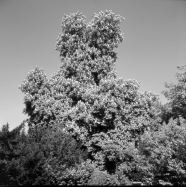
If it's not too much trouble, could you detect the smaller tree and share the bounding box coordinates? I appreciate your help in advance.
[163,65,186,120]
[0,123,26,185]
[139,117,186,185]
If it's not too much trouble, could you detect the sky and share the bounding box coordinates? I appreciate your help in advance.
[0,0,186,130]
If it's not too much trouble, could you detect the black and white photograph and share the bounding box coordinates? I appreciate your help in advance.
[0,0,186,185]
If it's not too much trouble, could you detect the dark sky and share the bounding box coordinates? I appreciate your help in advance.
[0,0,186,129]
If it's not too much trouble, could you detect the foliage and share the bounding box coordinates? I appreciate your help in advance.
[45,159,95,185]
[88,169,120,186]
[0,123,26,185]
[163,65,186,120]
[0,122,86,185]
[139,117,186,185]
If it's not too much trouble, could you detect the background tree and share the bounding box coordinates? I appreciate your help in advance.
[0,122,86,185]
[0,123,26,185]
[163,65,186,120]
[139,117,186,185]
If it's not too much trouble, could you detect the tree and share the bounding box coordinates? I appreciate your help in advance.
[139,117,186,185]
[0,121,86,185]
[0,123,26,185]
[20,10,161,185]
[17,126,86,185]
[163,65,186,120]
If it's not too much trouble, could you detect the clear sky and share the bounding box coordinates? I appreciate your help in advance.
[0,0,186,130]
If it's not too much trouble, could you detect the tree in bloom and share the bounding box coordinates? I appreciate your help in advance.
[20,10,161,185]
